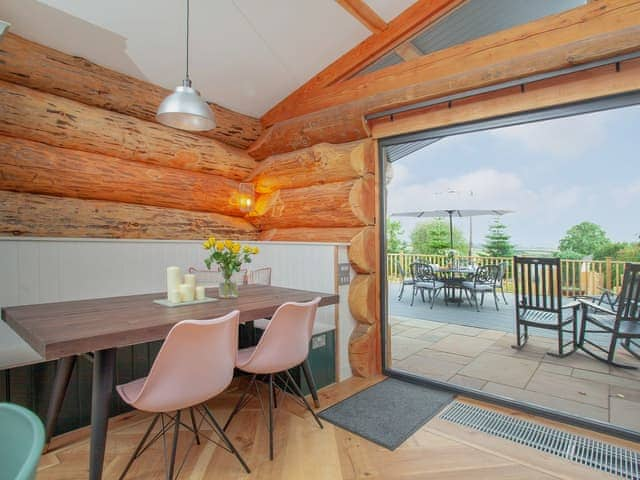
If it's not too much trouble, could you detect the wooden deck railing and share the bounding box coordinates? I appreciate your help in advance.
[386,253,626,296]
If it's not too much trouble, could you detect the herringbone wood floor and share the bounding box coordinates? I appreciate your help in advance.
[38,376,629,479]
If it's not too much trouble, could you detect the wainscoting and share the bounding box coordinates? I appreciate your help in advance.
[0,237,354,434]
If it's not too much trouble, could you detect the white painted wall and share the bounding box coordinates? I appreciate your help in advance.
[0,238,357,379]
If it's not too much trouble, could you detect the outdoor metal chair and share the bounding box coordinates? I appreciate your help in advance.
[577,262,640,369]
[512,256,579,357]
[496,262,509,304]
[396,262,415,301]
[462,264,500,312]
[410,262,445,309]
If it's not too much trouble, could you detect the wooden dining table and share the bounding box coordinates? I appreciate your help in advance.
[2,284,339,480]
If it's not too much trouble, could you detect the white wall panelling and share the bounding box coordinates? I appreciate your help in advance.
[0,238,356,379]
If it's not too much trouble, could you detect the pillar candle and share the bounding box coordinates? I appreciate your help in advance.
[166,266,182,300]
[179,283,195,302]
[195,285,206,300]
[168,289,181,304]
[184,273,196,288]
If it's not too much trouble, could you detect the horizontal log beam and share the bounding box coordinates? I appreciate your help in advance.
[0,80,256,180]
[261,0,640,125]
[249,107,369,160]
[258,227,364,243]
[370,58,640,138]
[348,226,376,274]
[0,136,243,216]
[262,0,464,126]
[250,22,640,157]
[248,176,374,229]
[0,191,257,240]
[249,140,373,193]
[0,33,261,149]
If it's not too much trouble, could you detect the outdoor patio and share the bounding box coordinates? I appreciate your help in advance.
[388,282,640,432]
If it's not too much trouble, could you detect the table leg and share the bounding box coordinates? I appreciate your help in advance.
[89,348,116,480]
[44,355,77,449]
[301,359,320,408]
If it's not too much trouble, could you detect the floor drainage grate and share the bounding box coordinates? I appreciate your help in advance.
[440,401,640,479]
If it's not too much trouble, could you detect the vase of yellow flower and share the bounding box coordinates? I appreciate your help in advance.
[202,236,259,298]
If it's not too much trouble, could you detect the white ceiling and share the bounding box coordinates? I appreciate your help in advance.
[0,0,412,117]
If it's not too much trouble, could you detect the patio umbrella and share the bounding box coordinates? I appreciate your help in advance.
[391,209,513,250]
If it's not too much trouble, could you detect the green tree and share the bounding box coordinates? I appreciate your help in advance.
[410,219,467,255]
[595,241,640,261]
[482,218,515,257]
[558,222,611,257]
[386,219,407,253]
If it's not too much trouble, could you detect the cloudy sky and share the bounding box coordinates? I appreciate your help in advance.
[386,104,640,250]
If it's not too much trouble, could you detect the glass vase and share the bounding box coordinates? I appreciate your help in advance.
[218,278,239,298]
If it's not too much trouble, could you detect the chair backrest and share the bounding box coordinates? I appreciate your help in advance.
[0,403,44,480]
[615,263,640,323]
[239,297,321,374]
[513,256,561,313]
[248,267,272,286]
[473,264,498,286]
[127,310,239,412]
[395,261,406,279]
[411,262,437,283]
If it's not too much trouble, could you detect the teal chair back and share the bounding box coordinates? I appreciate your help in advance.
[0,403,44,480]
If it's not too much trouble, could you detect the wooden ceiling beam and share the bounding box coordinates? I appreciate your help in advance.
[258,0,640,129]
[261,0,465,126]
[336,0,388,34]
[249,1,640,159]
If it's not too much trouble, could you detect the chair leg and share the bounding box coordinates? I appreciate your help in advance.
[201,404,251,473]
[268,374,275,460]
[410,286,416,306]
[493,289,499,311]
[167,410,181,480]
[607,333,619,364]
[464,288,472,307]
[284,370,323,429]
[119,414,161,480]
[224,375,256,430]
[301,359,320,408]
[189,407,200,445]
[473,291,480,312]
[480,292,485,307]
[398,283,405,301]
[501,286,508,304]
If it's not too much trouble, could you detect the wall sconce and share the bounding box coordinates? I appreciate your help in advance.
[238,183,255,213]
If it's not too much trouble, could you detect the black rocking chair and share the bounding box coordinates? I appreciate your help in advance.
[577,262,640,369]
[512,256,579,357]
[410,262,445,309]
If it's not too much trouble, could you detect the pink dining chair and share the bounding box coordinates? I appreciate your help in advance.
[224,297,323,460]
[115,310,250,479]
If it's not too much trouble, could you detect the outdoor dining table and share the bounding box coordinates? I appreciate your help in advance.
[1,284,339,480]
[436,265,477,304]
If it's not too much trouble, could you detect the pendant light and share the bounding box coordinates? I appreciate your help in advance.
[156,0,215,131]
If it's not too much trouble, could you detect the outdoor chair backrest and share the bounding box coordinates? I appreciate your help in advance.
[473,264,498,286]
[615,263,640,323]
[411,262,437,283]
[396,261,407,280]
[496,262,507,286]
[513,256,562,313]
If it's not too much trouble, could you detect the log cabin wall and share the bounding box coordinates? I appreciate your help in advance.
[245,140,380,377]
[0,33,260,241]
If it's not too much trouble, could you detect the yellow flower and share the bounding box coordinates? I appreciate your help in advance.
[208,236,216,244]
[215,241,225,251]
[252,246,260,255]
[224,239,233,249]
[202,240,211,249]
[242,246,251,254]
[232,244,241,254]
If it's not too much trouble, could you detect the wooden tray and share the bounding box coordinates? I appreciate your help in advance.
[153,297,218,308]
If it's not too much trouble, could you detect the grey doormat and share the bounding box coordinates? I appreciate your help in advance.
[319,378,454,450]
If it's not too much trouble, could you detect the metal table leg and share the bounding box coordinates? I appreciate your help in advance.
[89,348,116,480]
[300,359,320,408]
[44,355,77,449]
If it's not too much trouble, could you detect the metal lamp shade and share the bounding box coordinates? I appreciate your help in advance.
[156,84,216,131]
